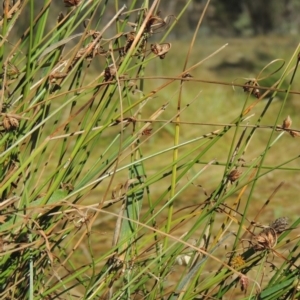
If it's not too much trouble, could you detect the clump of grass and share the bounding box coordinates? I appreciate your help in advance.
[0,0,300,299]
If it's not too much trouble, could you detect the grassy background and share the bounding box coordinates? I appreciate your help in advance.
[91,35,300,208]
[83,35,300,297]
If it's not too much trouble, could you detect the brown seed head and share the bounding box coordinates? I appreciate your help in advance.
[3,116,10,130]
[182,73,193,78]
[253,88,261,98]
[253,217,288,251]
[64,0,81,7]
[144,12,166,34]
[243,80,260,98]
[150,43,171,59]
[3,115,19,131]
[123,32,136,54]
[289,130,300,138]
[9,116,19,129]
[104,65,117,81]
[142,128,152,136]
[5,62,19,78]
[253,228,277,251]
[60,182,74,191]
[227,169,242,184]
[270,217,288,234]
[282,115,292,129]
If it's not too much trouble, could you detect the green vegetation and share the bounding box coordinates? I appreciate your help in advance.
[0,1,300,299]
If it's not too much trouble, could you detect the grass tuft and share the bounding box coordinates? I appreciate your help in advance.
[0,1,300,299]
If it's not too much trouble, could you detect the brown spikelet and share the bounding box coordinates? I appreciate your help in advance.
[123,32,136,54]
[104,65,117,81]
[142,128,152,136]
[243,80,260,98]
[2,116,10,130]
[269,217,288,234]
[60,182,74,191]
[5,62,19,78]
[57,12,64,23]
[3,115,19,131]
[182,73,193,78]
[252,217,288,251]
[64,0,81,7]
[150,43,171,59]
[289,130,300,138]
[144,12,167,34]
[253,228,277,250]
[112,183,124,200]
[227,169,242,184]
[282,115,292,129]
